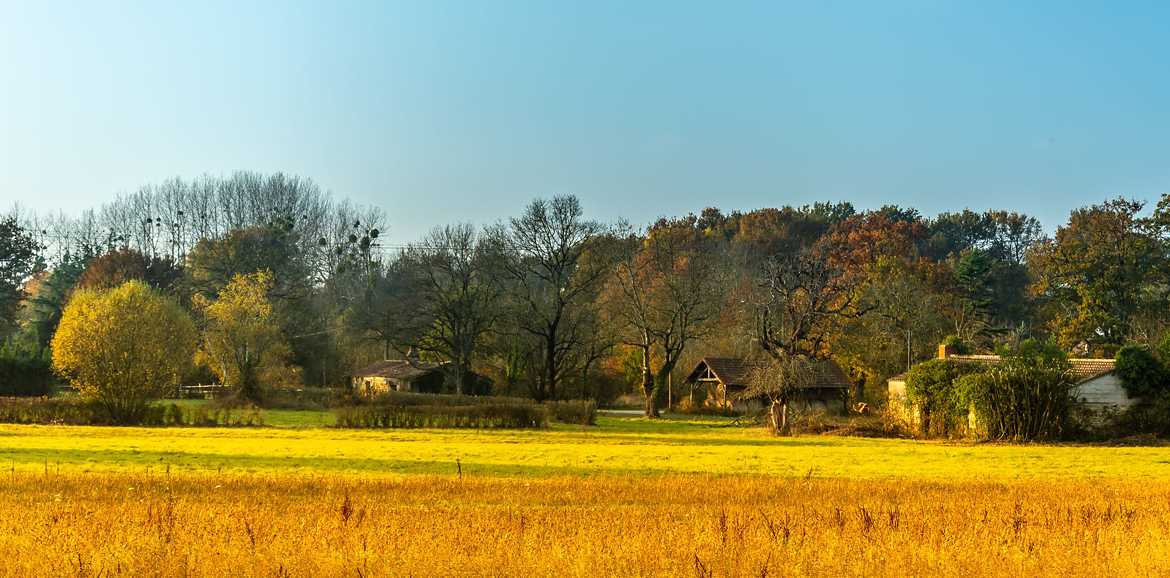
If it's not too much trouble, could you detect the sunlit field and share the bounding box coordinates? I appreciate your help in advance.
[3,472,1170,577]
[4,416,1170,576]
[2,415,1170,479]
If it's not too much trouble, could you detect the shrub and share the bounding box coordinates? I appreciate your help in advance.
[544,400,597,425]
[956,341,1074,442]
[0,398,264,427]
[1157,332,1170,366]
[1115,345,1168,399]
[0,348,54,397]
[940,335,971,355]
[335,392,600,428]
[51,281,197,424]
[355,390,533,408]
[221,387,343,411]
[195,271,296,403]
[335,401,547,429]
[1117,392,1170,437]
[0,397,100,424]
[904,359,978,437]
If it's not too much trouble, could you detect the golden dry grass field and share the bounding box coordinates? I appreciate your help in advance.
[3,415,1170,576]
[3,473,1170,577]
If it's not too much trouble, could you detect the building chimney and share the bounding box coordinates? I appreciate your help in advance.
[938,343,956,359]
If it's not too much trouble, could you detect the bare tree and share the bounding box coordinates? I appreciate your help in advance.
[753,248,866,433]
[605,219,724,416]
[491,196,608,400]
[396,224,502,394]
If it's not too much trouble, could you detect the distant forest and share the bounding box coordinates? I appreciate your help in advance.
[3,171,1169,404]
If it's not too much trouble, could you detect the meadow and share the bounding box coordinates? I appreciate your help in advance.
[4,414,1170,576]
[4,472,1170,576]
[2,413,1170,479]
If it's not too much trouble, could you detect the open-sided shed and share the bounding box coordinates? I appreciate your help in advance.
[684,356,851,413]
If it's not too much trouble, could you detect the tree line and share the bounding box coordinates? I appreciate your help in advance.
[3,171,1170,420]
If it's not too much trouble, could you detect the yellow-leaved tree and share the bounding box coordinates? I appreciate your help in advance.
[51,280,197,423]
[195,270,296,402]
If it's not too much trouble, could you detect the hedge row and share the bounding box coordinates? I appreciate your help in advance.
[0,397,264,427]
[544,399,597,425]
[334,401,548,429]
[334,392,597,429]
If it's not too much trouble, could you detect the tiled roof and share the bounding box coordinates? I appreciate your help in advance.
[1068,359,1116,383]
[352,360,444,380]
[686,357,851,389]
[946,354,1115,384]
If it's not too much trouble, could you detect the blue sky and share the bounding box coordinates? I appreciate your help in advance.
[2,0,1169,243]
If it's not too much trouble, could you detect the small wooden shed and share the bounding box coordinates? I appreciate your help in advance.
[683,357,851,413]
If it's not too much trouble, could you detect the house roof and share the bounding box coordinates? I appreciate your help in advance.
[685,357,852,390]
[352,359,444,381]
[943,354,1115,385]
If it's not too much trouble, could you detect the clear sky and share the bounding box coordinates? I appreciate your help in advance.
[2,0,1169,244]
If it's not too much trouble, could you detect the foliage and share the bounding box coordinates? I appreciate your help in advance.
[335,400,548,429]
[393,224,502,394]
[76,248,180,292]
[904,359,980,437]
[195,271,296,402]
[1030,198,1164,349]
[17,175,1170,415]
[0,397,263,426]
[955,341,1074,441]
[490,195,609,400]
[1115,345,1169,399]
[543,399,597,425]
[603,217,724,416]
[1116,391,1170,437]
[940,334,971,354]
[15,250,87,353]
[348,390,520,408]
[752,236,867,434]
[742,354,818,435]
[244,386,346,411]
[755,245,864,360]
[335,391,597,428]
[834,257,949,381]
[51,281,197,424]
[0,215,43,332]
[0,344,54,396]
[1156,331,1170,368]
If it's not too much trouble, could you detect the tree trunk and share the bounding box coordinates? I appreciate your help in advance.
[544,334,558,401]
[652,361,677,418]
[454,351,467,396]
[640,345,657,418]
[768,399,785,436]
[239,366,261,404]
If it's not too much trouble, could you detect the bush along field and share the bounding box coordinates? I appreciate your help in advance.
[333,391,596,429]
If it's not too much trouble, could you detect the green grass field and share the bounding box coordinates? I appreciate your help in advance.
[2,410,1170,479]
